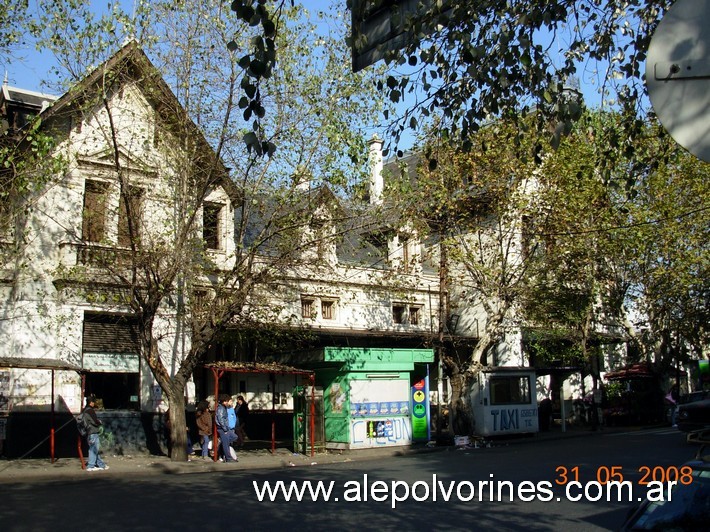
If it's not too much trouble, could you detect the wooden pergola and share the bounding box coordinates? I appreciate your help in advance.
[0,357,85,463]
[204,361,316,459]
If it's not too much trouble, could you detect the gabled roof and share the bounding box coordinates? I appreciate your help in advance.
[38,40,239,202]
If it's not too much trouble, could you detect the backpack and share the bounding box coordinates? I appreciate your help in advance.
[76,411,89,437]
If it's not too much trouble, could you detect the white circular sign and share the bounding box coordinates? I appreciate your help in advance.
[646,0,710,162]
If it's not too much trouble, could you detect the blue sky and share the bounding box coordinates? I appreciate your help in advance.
[4,0,610,154]
[4,1,341,95]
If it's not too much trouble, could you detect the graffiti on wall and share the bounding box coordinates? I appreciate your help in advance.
[490,407,537,432]
[350,417,412,447]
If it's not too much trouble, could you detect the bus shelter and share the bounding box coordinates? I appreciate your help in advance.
[204,362,315,458]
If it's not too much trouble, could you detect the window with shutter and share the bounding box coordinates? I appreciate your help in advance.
[82,180,108,242]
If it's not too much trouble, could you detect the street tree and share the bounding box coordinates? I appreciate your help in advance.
[397,109,708,433]
[367,0,674,157]
[27,0,383,460]
[518,111,639,408]
[218,1,676,164]
[393,120,545,434]
[608,143,709,368]
[522,111,708,383]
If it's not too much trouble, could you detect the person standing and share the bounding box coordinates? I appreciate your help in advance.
[83,395,109,471]
[227,398,238,434]
[215,394,238,462]
[195,400,212,459]
[235,395,249,445]
[538,396,552,431]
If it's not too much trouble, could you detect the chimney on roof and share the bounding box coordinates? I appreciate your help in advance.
[292,165,311,192]
[368,134,384,205]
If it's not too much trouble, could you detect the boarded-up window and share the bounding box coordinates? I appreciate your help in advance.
[203,203,223,250]
[82,180,108,242]
[117,186,143,247]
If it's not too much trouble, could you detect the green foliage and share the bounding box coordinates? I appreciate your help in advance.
[526,329,584,367]
[1,116,65,234]
[374,1,673,159]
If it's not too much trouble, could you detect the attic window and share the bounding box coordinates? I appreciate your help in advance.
[203,203,223,250]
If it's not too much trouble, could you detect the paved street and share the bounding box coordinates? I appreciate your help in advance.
[0,427,697,531]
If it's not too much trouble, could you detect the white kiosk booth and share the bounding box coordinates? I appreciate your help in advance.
[471,367,539,436]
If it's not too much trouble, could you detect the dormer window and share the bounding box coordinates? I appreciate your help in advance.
[203,202,223,250]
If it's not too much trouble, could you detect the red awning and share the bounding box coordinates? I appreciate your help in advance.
[605,362,687,380]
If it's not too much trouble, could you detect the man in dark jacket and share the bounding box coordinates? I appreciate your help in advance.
[235,395,249,446]
[215,394,238,462]
[83,395,109,471]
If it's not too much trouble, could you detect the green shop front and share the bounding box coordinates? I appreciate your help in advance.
[299,347,434,450]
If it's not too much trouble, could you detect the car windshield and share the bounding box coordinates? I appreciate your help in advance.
[629,469,710,530]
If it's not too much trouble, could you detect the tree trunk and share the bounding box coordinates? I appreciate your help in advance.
[166,387,188,462]
[449,372,474,436]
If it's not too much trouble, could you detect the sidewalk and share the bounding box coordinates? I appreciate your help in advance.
[0,424,661,484]
[0,442,441,483]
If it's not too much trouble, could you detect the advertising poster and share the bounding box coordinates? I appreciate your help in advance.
[411,374,430,441]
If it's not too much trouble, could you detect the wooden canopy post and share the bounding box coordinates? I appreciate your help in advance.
[78,373,85,469]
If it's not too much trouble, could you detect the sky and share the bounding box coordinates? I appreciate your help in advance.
[4,0,610,154]
[4,1,342,95]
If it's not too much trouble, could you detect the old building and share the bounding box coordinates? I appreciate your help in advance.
[0,44,439,456]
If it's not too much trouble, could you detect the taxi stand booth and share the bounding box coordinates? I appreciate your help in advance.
[470,367,539,437]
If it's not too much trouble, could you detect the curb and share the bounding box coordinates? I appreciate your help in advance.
[0,425,673,483]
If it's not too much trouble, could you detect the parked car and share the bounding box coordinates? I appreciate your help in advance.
[678,390,709,405]
[676,397,710,432]
[621,446,710,530]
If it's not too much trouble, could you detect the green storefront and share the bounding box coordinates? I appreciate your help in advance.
[300,347,434,449]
